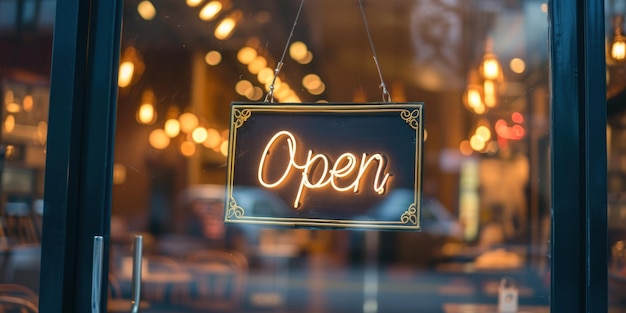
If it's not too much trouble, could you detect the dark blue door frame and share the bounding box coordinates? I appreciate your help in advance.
[38,0,608,312]
[39,0,122,312]
[550,0,608,312]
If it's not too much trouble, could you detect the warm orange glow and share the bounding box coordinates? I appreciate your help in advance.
[164,118,180,138]
[118,61,135,87]
[180,141,196,157]
[247,56,267,74]
[235,80,253,96]
[113,163,127,185]
[203,128,221,149]
[4,115,15,133]
[149,129,170,149]
[258,130,391,208]
[612,39,626,61]
[308,82,325,95]
[297,51,313,64]
[481,54,501,80]
[137,104,156,125]
[192,127,208,143]
[215,11,241,40]
[470,135,485,151]
[186,0,203,7]
[237,47,257,64]
[459,140,473,156]
[476,126,491,142]
[289,41,308,61]
[4,90,14,104]
[6,102,20,113]
[220,140,228,156]
[137,90,156,124]
[22,95,33,112]
[178,112,199,133]
[205,51,222,65]
[199,1,222,21]
[137,1,156,20]
[483,80,496,108]
[257,67,274,84]
[495,119,525,140]
[37,121,47,145]
[512,112,524,123]
[510,58,526,74]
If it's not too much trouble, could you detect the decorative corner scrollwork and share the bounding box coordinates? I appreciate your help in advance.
[227,196,245,219]
[234,109,251,128]
[400,203,417,225]
[400,109,420,130]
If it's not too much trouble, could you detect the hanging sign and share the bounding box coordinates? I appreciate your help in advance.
[224,102,424,230]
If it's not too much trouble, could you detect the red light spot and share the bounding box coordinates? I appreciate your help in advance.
[512,112,524,124]
[511,125,525,139]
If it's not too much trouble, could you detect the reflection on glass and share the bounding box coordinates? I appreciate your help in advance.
[607,1,626,311]
[111,0,551,312]
[0,0,54,307]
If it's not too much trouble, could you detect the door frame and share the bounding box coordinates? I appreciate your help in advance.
[38,0,608,312]
[39,0,122,312]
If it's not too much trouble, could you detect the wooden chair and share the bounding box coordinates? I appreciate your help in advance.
[0,284,38,313]
[185,250,248,312]
[141,256,190,305]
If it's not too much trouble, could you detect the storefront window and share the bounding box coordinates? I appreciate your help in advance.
[109,0,551,312]
[0,0,55,309]
[607,1,626,311]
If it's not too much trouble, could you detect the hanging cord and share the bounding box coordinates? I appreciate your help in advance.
[264,0,306,103]
[358,0,391,102]
[265,0,391,103]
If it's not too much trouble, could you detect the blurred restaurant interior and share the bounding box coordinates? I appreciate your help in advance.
[1,0,626,312]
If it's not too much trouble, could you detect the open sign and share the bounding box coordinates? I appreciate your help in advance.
[224,103,424,231]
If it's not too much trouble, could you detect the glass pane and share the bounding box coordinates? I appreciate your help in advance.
[110,1,551,312]
[607,1,626,311]
[0,0,55,309]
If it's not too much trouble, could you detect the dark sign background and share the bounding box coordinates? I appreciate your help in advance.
[226,103,423,229]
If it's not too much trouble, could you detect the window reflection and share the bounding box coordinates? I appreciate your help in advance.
[0,0,55,308]
[111,0,551,312]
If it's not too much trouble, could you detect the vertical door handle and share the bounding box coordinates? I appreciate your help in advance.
[130,235,143,313]
[91,236,104,313]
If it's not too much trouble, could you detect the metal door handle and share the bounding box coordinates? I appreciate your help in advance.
[91,236,104,313]
[130,235,143,313]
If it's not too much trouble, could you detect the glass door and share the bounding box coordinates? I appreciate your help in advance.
[107,1,554,312]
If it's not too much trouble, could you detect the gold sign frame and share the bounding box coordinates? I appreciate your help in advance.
[225,103,424,231]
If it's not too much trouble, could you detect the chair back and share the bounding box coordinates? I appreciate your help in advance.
[186,250,248,311]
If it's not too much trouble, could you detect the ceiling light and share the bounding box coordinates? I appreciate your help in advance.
[22,95,33,112]
[149,129,170,149]
[289,41,308,61]
[136,90,156,125]
[164,118,180,138]
[205,50,222,65]
[192,127,208,143]
[237,47,257,64]
[137,1,156,21]
[509,58,526,74]
[215,11,242,40]
[235,80,253,96]
[611,16,626,62]
[179,112,199,133]
[180,141,196,157]
[199,1,222,21]
[186,0,203,7]
[118,61,134,87]
[203,128,221,149]
[247,56,267,74]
